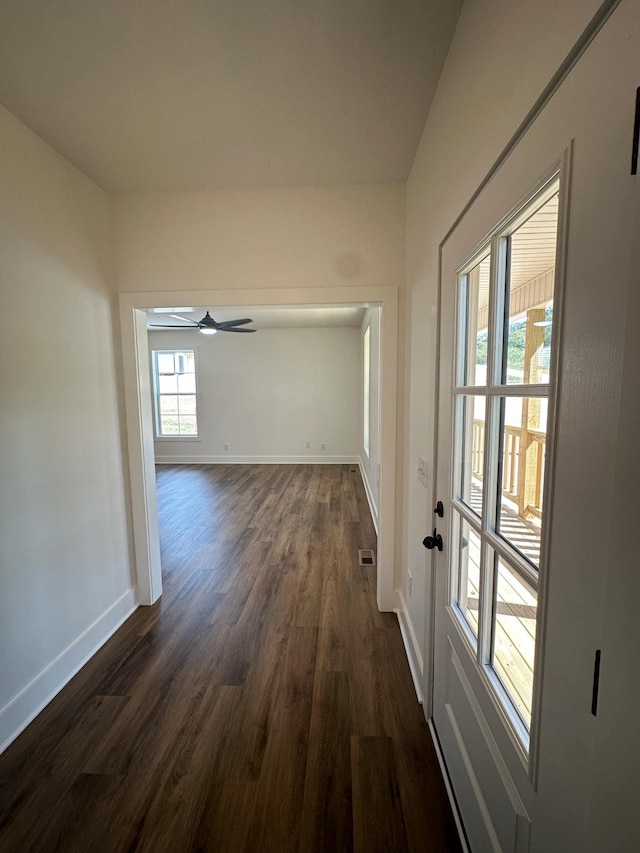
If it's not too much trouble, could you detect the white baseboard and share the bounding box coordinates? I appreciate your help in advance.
[394,588,424,704]
[155,455,360,465]
[358,457,379,534]
[0,587,138,755]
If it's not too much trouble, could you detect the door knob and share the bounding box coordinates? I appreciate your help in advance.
[423,529,443,551]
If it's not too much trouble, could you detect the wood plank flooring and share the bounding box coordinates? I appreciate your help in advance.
[0,464,461,852]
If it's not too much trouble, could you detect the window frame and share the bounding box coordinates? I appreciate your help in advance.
[449,173,563,754]
[363,324,371,457]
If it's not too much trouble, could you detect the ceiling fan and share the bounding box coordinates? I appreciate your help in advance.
[148,311,257,335]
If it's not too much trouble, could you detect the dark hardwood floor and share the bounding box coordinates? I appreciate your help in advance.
[0,464,460,852]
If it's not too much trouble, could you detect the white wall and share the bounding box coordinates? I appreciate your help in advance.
[0,106,134,751]
[399,0,609,696]
[114,184,404,294]
[148,326,360,462]
[359,307,381,527]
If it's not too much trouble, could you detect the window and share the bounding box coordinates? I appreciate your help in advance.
[452,177,560,743]
[152,350,198,437]
[363,326,371,456]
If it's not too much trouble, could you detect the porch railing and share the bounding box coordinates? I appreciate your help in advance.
[472,419,545,519]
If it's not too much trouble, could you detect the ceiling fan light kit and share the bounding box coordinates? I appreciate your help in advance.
[149,310,257,334]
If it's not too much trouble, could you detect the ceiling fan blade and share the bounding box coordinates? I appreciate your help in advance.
[220,327,257,333]
[215,318,254,328]
[148,324,198,329]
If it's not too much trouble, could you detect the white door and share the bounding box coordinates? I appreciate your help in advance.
[430,3,639,851]
[585,144,640,853]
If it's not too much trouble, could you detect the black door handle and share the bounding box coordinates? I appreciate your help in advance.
[423,529,443,551]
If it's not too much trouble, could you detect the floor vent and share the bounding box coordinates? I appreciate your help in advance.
[349,466,358,473]
[358,549,376,566]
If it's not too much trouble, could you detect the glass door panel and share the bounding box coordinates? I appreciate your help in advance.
[503,192,558,385]
[452,511,481,643]
[496,396,549,568]
[491,555,538,728]
[455,394,486,517]
[459,252,491,386]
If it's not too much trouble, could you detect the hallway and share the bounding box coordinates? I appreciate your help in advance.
[0,464,459,852]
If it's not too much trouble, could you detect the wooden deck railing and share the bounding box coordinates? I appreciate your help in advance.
[472,419,546,518]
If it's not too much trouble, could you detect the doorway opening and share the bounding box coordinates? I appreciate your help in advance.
[119,286,398,612]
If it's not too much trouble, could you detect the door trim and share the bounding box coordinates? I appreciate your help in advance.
[118,285,398,611]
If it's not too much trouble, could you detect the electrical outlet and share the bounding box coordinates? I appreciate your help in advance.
[224,442,229,452]
[305,441,311,448]
[320,442,326,451]
[408,572,413,598]
[417,456,428,487]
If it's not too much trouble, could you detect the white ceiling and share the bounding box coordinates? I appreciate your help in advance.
[147,305,367,330]
[0,0,461,194]
[477,191,559,312]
